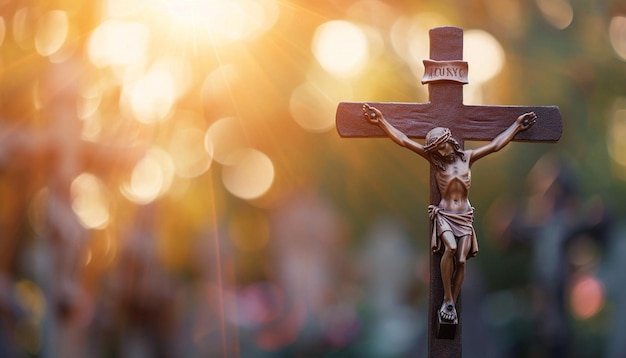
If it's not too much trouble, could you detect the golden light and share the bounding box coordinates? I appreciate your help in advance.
[609,16,626,61]
[153,57,192,99]
[312,20,370,77]
[161,0,213,27]
[204,117,249,164]
[463,29,505,84]
[105,0,150,18]
[569,275,605,320]
[159,0,279,43]
[290,80,342,133]
[12,7,35,49]
[201,64,242,112]
[536,0,573,30]
[222,148,275,200]
[78,84,104,141]
[390,12,451,83]
[122,147,175,204]
[80,112,103,142]
[71,173,110,230]
[391,12,449,65]
[170,126,213,178]
[123,68,176,124]
[463,83,484,104]
[77,83,103,120]
[35,10,69,57]
[0,17,5,47]
[119,57,191,124]
[87,20,150,75]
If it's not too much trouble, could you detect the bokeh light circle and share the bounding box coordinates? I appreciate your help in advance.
[205,117,248,164]
[0,17,6,47]
[536,0,573,30]
[122,147,175,204]
[222,148,274,200]
[125,69,176,124]
[312,20,369,77]
[170,127,213,178]
[289,81,336,133]
[87,20,150,72]
[71,173,110,229]
[464,29,505,84]
[570,275,605,320]
[160,0,279,43]
[610,16,626,61]
[35,10,69,57]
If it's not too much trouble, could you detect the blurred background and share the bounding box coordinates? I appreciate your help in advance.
[1,0,626,357]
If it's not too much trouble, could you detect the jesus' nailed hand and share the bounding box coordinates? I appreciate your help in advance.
[361,103,537,323]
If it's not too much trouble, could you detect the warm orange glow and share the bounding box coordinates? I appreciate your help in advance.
[390,12,449,80]
[170,126,213,178]
[159,0,279,43]
[1,2,617,356]
[35,10,69,57]
[464,29,505,84]
[290,81,339,133]
[312,21,370,77]
[222,148,274,200]
[105,0,150,18]
[12,8,34,49]
[569,275,605,320]
[161,0,214,27]
[122,147,175,204]
[204,116,249,165]
[87,20,150,77]
[71,173,110,230]
[77,84,102,121]
[125,69,176,124]
[0,17,6,47]
[201,64,240,106]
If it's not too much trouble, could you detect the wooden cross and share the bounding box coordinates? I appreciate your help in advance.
[335,26,562,357]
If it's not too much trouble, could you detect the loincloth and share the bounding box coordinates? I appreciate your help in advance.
[428,205,479,258]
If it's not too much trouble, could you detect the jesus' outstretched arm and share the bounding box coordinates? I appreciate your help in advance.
[469,112,537,165]
[362,103,428,159]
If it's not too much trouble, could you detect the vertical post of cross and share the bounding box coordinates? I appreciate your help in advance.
[427,27,464,357]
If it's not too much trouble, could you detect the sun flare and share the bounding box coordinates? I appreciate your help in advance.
[157,0,279,43]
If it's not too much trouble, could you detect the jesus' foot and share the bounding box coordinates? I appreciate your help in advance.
[439,301,457,322]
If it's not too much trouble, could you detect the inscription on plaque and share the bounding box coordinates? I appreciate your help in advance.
[422,60,468,84]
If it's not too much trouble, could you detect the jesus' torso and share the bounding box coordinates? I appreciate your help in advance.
[434,150,472,213]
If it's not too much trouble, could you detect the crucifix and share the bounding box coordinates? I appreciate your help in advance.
[335,26,562,357]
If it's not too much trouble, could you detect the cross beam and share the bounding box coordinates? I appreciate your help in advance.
[336,26,562,357]
[336,101,562,143]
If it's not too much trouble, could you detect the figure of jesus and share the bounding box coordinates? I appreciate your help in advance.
[362,103,537,323]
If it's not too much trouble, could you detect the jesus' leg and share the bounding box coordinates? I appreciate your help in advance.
[452,235,472,304]
[439,231,457,322]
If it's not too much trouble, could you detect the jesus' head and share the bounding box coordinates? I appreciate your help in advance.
[424,127,465,170]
